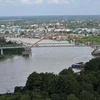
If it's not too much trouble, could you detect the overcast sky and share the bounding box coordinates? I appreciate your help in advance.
[0,0,100,16]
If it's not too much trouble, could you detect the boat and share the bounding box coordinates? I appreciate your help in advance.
[91,47,100,56]
[71,62,85,69]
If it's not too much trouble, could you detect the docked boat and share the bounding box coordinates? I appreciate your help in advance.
[91,47,100,56]
[71,62,85,69]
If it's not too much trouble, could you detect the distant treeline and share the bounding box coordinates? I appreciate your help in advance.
[0,57,100,100]
[82,36,100,44]
[66,36,100,44]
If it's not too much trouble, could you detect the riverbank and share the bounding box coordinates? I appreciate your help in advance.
[0,55,14,61]
[5,37,70,44]
[0,55,5,60]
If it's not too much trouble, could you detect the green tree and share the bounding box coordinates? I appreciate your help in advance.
[20,95,30,100]
[84,58,100,72]
[67,94,79,100]
[80,91,97,100]
[59,68,74,75]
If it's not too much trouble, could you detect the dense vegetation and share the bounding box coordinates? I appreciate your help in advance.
[0,55,5,59]
[82,36,100,43]
[65,36,100,44]
[0,38,25,60]
[0,57,100,100]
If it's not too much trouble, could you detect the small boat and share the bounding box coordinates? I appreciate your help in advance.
[71,62,85,69]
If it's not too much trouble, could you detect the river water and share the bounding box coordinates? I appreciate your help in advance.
[0,47,93,94]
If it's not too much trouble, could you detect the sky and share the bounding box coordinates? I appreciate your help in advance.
[0,0,100,16]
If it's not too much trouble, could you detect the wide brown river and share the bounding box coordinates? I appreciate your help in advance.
[0,47,93,93]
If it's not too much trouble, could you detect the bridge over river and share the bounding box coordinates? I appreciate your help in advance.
[4,33,100,55]
[0,42,98,55]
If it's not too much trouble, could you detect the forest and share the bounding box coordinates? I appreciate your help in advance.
[0,57,100,100]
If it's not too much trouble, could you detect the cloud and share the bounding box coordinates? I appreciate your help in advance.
[0,0,14,4]
[21,0,43,4]
[20,0,73,5]
[35,0,43,4]
[48,0,59,4]
[21,0,28,4]
[0,0,97,5]
[47,0,71,4]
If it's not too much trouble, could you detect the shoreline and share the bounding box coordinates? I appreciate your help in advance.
[0,55,14,60]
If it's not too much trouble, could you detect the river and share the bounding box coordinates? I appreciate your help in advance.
[0,47,93,94]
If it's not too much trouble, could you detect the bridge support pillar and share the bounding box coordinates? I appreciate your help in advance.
[1,49,3,55]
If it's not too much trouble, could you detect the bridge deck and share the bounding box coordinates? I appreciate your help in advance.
[36,43,88,47]
[0,44,27,49]
[0,43,99,49]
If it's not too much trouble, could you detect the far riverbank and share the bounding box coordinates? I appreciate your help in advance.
[0,54,15,61]
[5,37,71,44]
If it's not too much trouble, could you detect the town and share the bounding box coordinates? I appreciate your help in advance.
[0,16,100,41]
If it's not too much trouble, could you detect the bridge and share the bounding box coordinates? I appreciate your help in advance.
[3,33,100,55]
[25,33,97,52]
[0,43,90,55]
[0,44,28,55]
[33,43,89,47]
